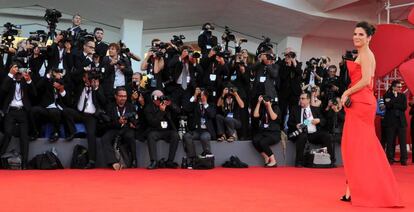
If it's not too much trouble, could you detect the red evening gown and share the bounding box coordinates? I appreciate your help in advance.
[341,60,403,207]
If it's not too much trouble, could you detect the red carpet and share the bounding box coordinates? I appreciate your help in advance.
[0,166,412,211]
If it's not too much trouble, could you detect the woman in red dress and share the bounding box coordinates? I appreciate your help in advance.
[340,21,403,207]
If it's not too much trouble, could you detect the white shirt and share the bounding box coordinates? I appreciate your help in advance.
[301,106,317,134]
[8,73,31,108]
[58,47,64,69]
[113,56,125,88]
[77,87,96,114]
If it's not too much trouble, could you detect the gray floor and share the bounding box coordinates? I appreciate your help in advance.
[2,134,342,168]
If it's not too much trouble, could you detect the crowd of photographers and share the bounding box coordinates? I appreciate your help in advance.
[0,11,407,170]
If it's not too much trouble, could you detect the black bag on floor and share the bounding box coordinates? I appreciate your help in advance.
[29,151,64,170]
[1,149,22,170]
[193,155,215,170]
[71,145,89,169]
[222,156,248,168]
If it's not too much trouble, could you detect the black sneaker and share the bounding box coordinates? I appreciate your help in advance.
[181,157,188,169]
[165,160,178,169]
[187,158,194,170]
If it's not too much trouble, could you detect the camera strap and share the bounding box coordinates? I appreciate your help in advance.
[117,106,126,118]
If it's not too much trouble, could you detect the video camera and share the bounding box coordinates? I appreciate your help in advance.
[28,30,48,44]
[171,35,185,47]
[222,26,236,44]
[44,8,62,39]
[1,22,20,51]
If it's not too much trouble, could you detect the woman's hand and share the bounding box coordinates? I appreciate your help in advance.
[341,92,349,107]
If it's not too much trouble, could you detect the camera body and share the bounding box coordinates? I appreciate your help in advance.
[222,26,236,43]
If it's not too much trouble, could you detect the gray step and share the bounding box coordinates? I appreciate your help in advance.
[3,136,342,168]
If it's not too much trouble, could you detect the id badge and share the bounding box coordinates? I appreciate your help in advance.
[58,62,64,70]
[264,124,269,128]
[187,76,191,83]
[212,91,216,97]
[151,79,157,88]
[210,74,217,81]
[260,76,266,83]
[147,74,154,79]
[230,75,237,81]
[161,121,168,129]
[206,45,212,49]
[227,113,234,118]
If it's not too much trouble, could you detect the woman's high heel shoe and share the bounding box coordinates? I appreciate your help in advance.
[340,195,351,202]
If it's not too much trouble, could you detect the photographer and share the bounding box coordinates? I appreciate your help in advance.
[128,73,147,140]
[251,50,279,135]
[72,38,95,83]
[62,71,106,169]
[320,65,341,107]
[168,45,200,108]
[319,56,331,78]
[28,44,47,83]
[0,62,37,169]
[198,23,218,58]
[29,68,70,142]
[102,87,137,170]
[46,32,73,75]
[287,92,335,167]
[252,95,281,167]
[323,97,345,144]
[101,43,133,101]
[140,39,165,91]
[216,84,244,142]
[182,87,216,168]
[230,50,251,140]
[279,49,303,126]
[94,27,108,63]
[199,48,227,104]
[383,80,408,165]
[302,58,323,88]
[144,90,180,169]
[309,86,322,108]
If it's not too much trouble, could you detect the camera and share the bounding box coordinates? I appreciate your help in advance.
[171,35,185,47]
[49,69,65,85]
[288,123,308,139]
[119,40,130,55]
[153,95,171,106]
[1,22,20,50]
[285,51,296,59]
[44,9,62,39]
[222,26,236,43]
[28,30,48,44]
[256,36,273,56]
[122,112,137,125]
[149,42,168,58]
[188,50,201,59]
[262,95,277,103]
[342,50,357,61]
[17,68,30,74]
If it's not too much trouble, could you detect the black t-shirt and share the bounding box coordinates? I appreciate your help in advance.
[258,103,281,133]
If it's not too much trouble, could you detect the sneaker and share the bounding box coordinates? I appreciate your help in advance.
[187,158,194,170]
[201,151,214,158]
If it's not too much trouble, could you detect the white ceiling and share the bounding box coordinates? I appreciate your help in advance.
[0,0,413,43]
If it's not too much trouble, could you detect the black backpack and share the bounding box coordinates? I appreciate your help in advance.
[71,145,89,169]
[29,151,64,170]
